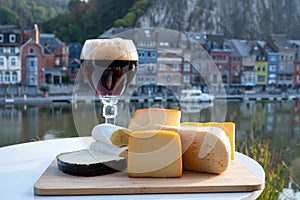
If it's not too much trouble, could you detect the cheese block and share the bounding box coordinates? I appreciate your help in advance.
[128,130,182,178]
[181,122,235,160]
[92,123,132,147]
[178,126,231,174]
[128,108,181,131]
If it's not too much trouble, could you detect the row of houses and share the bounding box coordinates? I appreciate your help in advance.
[1,25,300,96]
[0,24,75,96]
[99,27,300,94]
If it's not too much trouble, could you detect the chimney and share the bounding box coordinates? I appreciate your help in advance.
[34,24,40,44]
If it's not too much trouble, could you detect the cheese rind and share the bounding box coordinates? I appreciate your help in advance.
[128,108,181,131]
[181,122,235,160]
[128,130,182,178]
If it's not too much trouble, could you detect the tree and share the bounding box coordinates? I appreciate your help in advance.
[0,6,19,24]
[39,84,49,97]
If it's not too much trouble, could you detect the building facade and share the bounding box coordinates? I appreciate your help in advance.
[267,52,279,85]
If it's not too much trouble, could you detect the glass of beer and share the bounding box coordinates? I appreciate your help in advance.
[80,38,138,124]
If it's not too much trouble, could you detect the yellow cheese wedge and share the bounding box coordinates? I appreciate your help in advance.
[127,130,182,178]
[178,126,231,174]
[128,108,181,131]
[181,122,235,160]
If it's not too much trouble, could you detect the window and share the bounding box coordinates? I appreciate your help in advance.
[184,54,191,62]
[288,62,293,70]
[298,75,300,82]
[279,64,285,70]
[270,65,276,72]
[147,52,151,57]
[30,60,35,67]
[173,64,180,71]
[12,72,17,83]
[258,75,265,82]
[151,52,156,58]
[9,34,16,43]
[262,66,266,71]
[297,64,300,71]
[184,63,190,72]
[0,72,2,82]
[0,47,3,53]
[270,56,276,61]
[0,58,3,66]
[159,64,166,71]
[183,75,190,83]
[5,72,10,82]
[28,48,35,54]
[257,65,261,71]
[0,34,3,42]
[11,47,15,54]
[11,58,16,66]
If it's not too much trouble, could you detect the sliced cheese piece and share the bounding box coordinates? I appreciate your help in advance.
[181,122,235,160]
[92,123,132,147]
[128,130,182,178]
[178,126,231,174]
[56,149,126,176]
[90,141,128,158]
[128,108,181,131]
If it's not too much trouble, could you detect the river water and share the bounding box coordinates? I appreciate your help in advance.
[1,100,300,195]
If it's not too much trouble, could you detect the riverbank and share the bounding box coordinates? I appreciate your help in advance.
[1,92,300,104]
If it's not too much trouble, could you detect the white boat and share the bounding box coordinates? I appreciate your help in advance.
[180,102,212,113]
[179,90,214,102]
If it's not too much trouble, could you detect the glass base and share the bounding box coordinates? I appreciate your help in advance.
[100,96,119,124]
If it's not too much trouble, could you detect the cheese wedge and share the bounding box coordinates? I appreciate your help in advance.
[128,108,181,131]
[181,122,235,160]
[179,126,231,174]
[92,123,131,147]
[128,130,182,178]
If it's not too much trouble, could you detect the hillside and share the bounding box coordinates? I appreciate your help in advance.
[136,0,300,39]
[42,0,149,43]
[0,0,69,26]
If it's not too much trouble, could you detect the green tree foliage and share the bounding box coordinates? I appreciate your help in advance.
[42,0,137,43]
[0,0,68,25]
[0,6,19,24]
[114,0,156,28]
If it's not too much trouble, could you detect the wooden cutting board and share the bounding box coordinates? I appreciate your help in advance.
[34,159,263,196]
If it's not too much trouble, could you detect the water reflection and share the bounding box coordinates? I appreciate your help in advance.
[0,104,79,147]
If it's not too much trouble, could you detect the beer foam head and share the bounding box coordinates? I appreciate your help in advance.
[81,38,138,61]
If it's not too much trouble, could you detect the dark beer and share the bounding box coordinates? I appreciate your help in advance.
[81,59,137,96]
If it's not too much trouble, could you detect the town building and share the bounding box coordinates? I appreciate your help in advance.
[67,42,82,83]
[210,49,231,88]
[230,39,257,87]
[267,51,279,86]
[268,34,295,89]
[20,39,54,95]
[252,41,268,89]
[39,34,69,85]
[290,40,300,88]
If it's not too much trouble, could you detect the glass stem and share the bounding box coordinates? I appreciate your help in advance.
[101,97,118,124]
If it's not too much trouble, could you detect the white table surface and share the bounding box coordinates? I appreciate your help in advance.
[0,137,265,200]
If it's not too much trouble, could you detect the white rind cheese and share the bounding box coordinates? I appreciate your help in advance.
[90,141,128,158]
[92,123,131,147]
